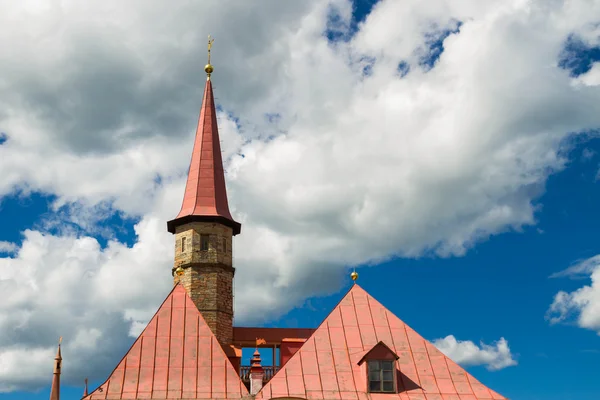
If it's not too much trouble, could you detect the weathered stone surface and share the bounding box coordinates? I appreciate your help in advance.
[173,222,234,345]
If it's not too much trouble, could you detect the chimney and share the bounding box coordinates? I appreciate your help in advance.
[249,349,264,395]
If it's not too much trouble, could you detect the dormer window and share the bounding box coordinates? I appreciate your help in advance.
[200,234,210,251]
[368,360,395,393]
[357,341,400,394]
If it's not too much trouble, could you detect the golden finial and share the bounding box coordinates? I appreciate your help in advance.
[175,266,184,277]
[350,270,358,282]
[58,336,63,345]
[205,34,215,79]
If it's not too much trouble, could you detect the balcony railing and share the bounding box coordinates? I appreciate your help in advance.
[240,365,280,384]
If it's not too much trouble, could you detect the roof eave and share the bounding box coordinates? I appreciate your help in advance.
[167,214,242,235]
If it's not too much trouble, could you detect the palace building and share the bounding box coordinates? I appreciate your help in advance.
[49,41,507,400]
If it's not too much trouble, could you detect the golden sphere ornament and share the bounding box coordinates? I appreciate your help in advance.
[350,271,358,281]
[175,266,184,277]
[204,64,214,74]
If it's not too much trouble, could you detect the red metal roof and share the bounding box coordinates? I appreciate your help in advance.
[84,284,248,399]
[167,78,241,235]
[258,284,507,400]
[49,343,61,400]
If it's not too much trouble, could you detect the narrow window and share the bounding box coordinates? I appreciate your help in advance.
[181,237,186,252]
[222,238,227,252]
[368,360,395,393]
[200,234,210,251]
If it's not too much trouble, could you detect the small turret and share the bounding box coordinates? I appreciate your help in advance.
[49,337,62,400]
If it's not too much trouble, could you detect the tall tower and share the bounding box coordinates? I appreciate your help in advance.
[167,36,241,345]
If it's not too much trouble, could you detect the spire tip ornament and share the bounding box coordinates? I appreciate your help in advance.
[350,271,358,282]
[205,35,215,79]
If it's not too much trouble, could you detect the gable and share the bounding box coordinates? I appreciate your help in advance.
[357,341,400,365]
[84,284,248,399]
[258,284,506,400]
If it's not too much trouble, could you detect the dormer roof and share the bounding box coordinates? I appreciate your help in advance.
[357,341,400,365]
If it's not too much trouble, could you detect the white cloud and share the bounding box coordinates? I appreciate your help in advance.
[574,62,600,86]
[0,211,175,391]
[433,335,517,371]
[0,241,18,255]
[547,255,600,335]
[1,0,600,391]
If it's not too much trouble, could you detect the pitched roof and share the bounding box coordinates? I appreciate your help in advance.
[167,78,241,235]
[84,284,248,400]
[258,284,507,400]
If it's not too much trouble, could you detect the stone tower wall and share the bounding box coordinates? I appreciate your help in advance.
[173,222,234,345]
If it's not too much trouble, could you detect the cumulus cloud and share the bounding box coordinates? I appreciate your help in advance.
[433,335,517,371]
[1,0,600,391]
[547,255,600,335]
[575,62,600,86]
[0,214,174,391]
[0,241,18,255]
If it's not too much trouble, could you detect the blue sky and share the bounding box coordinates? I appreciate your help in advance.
[1,1,600,399]
[7,138,600,400]
[5,141,600,399]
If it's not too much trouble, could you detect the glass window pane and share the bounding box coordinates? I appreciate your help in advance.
[369,381,381,392]
[382,371,393,381]
[369,370,380,381]
[368,360,381,371]
[201,235,209,250]
[382,361,394,370]
[383,381,394,392]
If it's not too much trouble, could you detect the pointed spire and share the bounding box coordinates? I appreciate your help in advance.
[49,337,62,400]
[83,378,89,397]
[251,348,263,369]
[249,346,265,395]
[167,36,241,235]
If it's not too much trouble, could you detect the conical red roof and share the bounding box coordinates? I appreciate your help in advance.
[49,342,61,400]
[258,284,507,400]
[167,78,241,235]
[84,284,248,399]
